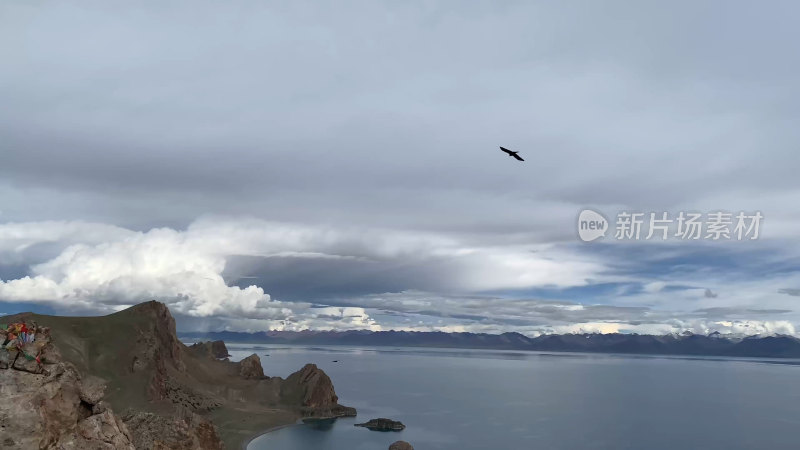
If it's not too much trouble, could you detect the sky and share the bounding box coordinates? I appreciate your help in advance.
[1,1,799,335]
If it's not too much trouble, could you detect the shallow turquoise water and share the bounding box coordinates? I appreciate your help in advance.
[228,344,800,450]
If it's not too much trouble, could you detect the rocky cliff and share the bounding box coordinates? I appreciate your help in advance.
[0,327,134,449]
[281,363,356,418]
[237,354,265,379]
[1,301,355,449]
[188,341,230,359]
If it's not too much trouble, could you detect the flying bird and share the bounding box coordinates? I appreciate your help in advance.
[499,146,524,161]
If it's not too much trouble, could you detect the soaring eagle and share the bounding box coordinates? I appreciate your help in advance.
[499,146,524,161]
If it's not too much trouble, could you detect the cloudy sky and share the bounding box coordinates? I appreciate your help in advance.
[1,1,799,335]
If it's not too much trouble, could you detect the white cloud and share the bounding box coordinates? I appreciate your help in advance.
[700,320,796,337]
[3,217,800,336]
[546,320,797,337]
[0,225,285,318]
[0,217,604,324]
[643,281,666,293]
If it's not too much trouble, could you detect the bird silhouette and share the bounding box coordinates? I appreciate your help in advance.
[499,146,524,161]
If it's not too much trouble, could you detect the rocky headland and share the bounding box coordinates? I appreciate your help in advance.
[0,301,355,449]
[189,340,231,359]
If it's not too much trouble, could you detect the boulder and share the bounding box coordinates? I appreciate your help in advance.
[389,441,415,450]
[0,348,13,369]
[1,326,59,374]
[79,375,107,405]
[12,351,43,374]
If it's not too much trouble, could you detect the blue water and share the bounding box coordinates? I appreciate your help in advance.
[227,344,800,450]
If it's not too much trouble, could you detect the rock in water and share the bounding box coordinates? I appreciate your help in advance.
[238,353,265,379]
[355,418,406,431]
[389,441,415,450]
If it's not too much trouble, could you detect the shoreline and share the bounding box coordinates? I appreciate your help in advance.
[240,421,302,450]
[239,415,357,449]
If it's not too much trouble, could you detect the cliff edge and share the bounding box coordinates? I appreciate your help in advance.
[1,301,355,449]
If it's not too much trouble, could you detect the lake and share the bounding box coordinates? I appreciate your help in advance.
[229,344,800,450]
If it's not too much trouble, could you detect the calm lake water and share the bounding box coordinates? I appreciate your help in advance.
[228,344,800,450]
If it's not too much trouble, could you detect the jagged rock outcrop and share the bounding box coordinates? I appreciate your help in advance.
[1,324,59,374]
[0,319,134,449]
[0,362,134,449]
[132,301,185,371]
[54,409,135,450]
[355,418,406,431]
[79,375,108,405]
[238,353,265,379]
[283,363,339,407]
[389,441,414,450]
[0,307,225,450]
[123,410,224,450]
[189,340,230,359]
[281,363,356,418]
[1,302,356,449]
[127,301,187,402]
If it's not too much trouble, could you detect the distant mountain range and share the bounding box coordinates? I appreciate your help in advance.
[178,329,800,359]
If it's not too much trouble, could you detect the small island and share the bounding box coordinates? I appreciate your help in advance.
[355,418,406,431]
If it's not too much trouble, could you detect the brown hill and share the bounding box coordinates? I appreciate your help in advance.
[0,301,355,449]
